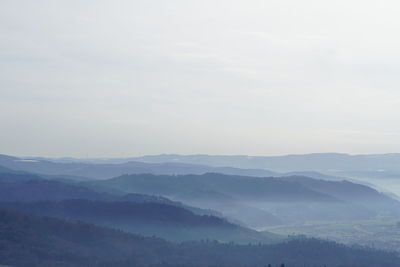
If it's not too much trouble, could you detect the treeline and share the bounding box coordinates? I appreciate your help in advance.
[0,209,398,267]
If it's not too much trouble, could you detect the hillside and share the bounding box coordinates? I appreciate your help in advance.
[0,199,279,243]
[0,173,279,243]
[0,208,399,267]
[89,173,392,226]
[0,172,223,216]
[281,176,399,205]
[91,173,338,202]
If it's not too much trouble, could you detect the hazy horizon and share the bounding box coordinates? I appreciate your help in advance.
[2,0,400,157]
[3,2,400,266]
[5,151,400,160]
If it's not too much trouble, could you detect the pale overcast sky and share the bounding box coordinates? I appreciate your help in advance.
[1,0,400,157]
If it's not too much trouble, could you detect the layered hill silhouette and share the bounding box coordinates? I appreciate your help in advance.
[132,153,400,173]
[6,153,400,183]
[0,173,162,202]
[2,157,399,227]
[0,172,278,243]
[0,154,359,183]
[0,199,280,243]
[1,208,399,267]
[0,154,278,179]
[0,172,220,216]
[88,173,400,226]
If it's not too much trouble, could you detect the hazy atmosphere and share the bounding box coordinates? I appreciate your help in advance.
[3,2,400,266]
[2,0,400,157]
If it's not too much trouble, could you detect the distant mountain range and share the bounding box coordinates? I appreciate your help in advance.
[1,155,399,227]
[7,153,400,180]
[27,152,400,171]
[2,153,400,229]
[131,153,400,173]
[2,153,400,265]
[0,154,278,179]
[2,152,400,266]
[0,154,349,180]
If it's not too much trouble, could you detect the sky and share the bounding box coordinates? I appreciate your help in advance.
[1,0,400,157]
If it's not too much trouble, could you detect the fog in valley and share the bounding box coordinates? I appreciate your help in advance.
[2,0,400,266]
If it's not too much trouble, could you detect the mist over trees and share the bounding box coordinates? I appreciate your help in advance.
[1,154,400,266]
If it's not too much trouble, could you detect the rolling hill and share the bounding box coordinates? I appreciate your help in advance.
[0,199,280,243]
[88,173,396,226]
[1,208,399,267]
[0,172,279,243]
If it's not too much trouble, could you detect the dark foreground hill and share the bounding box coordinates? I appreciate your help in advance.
[0,208,399,267]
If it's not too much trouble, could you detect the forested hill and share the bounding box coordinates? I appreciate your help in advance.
[0,172,219,216]
[0,172,197,210]
[0,175,166,202]
[91,173,338,202]
[89,173,400,226]
[0,172,280,243]
[1,208,399,267]
[0,199,280,244]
